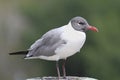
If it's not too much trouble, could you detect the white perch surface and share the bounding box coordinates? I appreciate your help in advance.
[26,76,98,80]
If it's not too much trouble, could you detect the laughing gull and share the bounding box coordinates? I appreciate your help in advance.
[9,16,98,78]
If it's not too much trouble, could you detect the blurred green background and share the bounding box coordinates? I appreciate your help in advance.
[0,0,120,80]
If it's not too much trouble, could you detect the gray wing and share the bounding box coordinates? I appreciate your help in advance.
[26,28,66,57]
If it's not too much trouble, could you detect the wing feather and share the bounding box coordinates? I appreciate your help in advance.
[26,27,66,57]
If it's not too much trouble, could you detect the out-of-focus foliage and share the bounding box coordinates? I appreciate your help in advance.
[0,0,120,80]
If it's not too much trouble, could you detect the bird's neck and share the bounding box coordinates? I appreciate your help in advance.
[64,22,78,32]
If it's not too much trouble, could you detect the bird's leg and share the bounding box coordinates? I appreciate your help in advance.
[56,61,60,79]
[62,59,66,79]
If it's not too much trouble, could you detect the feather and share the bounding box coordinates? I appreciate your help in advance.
[9,51,28,55]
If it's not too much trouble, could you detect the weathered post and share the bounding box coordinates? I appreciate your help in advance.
[27,76,98,80]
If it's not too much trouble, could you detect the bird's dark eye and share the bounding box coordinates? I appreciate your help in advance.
[79,22,85,25]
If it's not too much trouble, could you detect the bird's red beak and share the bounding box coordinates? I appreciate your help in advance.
[88,26,98,32]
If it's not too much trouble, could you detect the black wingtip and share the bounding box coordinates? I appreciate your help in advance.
[9,51,28,55]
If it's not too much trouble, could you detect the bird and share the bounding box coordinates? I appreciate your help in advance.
[9,16,98,79]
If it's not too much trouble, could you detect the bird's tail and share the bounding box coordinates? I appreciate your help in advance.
[9,51,28,55]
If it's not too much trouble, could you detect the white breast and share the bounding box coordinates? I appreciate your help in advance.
[28,23,86,61]
[55,23,86,59]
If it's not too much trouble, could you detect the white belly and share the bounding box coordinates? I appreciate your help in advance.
[55,29,86,59]
[27,24,86,61]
